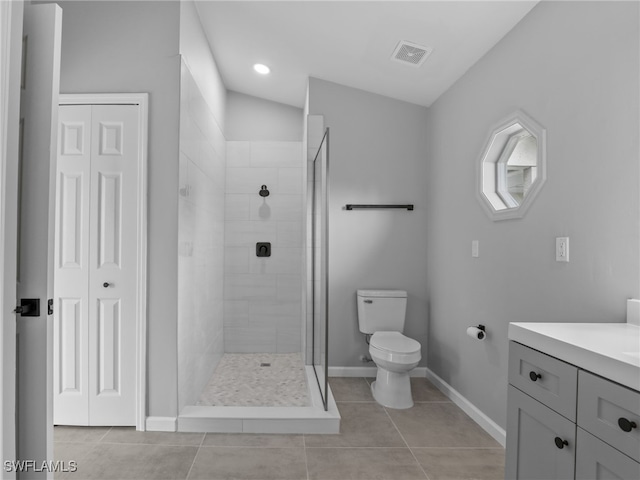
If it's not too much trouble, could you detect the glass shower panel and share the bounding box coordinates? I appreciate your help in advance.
[311,128,329,410]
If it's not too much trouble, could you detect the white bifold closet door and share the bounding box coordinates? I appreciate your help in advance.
[54,104,139,425]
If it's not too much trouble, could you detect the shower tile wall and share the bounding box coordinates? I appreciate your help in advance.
[224,141,304,353]
[177,60,226,411]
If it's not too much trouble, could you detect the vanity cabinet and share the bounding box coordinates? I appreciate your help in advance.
[506,341,640,480]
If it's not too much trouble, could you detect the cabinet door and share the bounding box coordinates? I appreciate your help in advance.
[576,427,640,480]
[506,386,575,480]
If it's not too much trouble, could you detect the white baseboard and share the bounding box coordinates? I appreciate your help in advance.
[425,368,506,447]
[145,416,177,432]
[328,366,428,378]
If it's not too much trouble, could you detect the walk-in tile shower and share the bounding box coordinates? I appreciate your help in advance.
[175,62,335,432]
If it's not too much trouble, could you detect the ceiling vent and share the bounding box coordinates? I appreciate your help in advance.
[391,40,433,68]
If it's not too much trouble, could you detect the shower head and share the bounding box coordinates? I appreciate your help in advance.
[259,185,270,197]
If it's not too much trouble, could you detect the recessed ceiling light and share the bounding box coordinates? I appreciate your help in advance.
[253,63,270,75]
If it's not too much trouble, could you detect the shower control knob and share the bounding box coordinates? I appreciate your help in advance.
[103,282,111,288]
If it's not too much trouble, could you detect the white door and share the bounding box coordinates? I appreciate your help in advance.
[15,3,62,477]
[54,104,140,426]
[0,0,23,471]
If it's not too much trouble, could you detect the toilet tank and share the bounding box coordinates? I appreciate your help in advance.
[357,290,407,334]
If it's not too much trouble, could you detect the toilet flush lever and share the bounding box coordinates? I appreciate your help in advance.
[364,299,373,304]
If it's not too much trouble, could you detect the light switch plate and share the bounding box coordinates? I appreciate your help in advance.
[556,237,569,262]
[471,240,479,258]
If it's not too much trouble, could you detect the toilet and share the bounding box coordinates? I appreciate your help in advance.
[357,289,421,409]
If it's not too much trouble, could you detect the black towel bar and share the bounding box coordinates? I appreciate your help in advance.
[345,204,414,211]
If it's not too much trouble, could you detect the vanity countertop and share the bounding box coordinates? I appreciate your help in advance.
[508,322,640,391]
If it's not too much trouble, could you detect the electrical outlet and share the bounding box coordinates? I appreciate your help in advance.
[556,237,569,262]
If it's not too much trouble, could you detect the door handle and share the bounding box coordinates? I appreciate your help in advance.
[103,282,111,288]
[14,298,40,317]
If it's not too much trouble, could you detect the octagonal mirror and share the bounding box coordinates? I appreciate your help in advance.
[477,111,546,220]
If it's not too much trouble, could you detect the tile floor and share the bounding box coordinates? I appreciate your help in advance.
[54,377,505,480]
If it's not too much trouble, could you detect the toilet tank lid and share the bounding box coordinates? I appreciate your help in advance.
[357,289,407,298]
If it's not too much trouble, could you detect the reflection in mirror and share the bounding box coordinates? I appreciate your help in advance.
[477,111,546,221]
[497,129,537,208]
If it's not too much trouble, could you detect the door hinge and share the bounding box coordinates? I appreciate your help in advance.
[48,298,54,315]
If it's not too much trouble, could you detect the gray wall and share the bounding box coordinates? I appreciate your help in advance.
[57,0,181,418]
[425,0,640,430]
[226,90,303,141]
[308,78,430,367]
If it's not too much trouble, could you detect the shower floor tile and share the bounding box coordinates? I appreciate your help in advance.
[196,353,310,407]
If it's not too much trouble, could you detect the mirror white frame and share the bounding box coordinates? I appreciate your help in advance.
[477,110,547,221]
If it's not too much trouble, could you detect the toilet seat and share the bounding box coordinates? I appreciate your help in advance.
[369,331,421,364]
[370,331,420,353]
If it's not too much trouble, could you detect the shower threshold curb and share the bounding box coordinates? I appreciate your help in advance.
[176,367,341,434]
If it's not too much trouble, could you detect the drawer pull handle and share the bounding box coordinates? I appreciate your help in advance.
[529,371,542,382]
[554,437,568,449]
[618,418,637,432]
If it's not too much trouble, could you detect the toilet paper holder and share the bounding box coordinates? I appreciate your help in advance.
[467,324,486,340]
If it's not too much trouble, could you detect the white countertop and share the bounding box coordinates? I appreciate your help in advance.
[508,322,640,391]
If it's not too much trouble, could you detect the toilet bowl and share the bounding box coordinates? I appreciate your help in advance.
[369,331,421,409]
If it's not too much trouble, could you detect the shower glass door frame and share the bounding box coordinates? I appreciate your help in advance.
[311,127,329,411]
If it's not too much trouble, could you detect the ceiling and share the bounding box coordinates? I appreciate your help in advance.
[195,1,538,109]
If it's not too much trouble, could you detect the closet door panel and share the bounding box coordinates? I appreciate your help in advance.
[88,104,138,425]
[54,103,139,426]
[53,105,91,425]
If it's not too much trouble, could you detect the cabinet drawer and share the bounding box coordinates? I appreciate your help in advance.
[578,370,640,462]
[508,341,578,421]
[575,427,640,480]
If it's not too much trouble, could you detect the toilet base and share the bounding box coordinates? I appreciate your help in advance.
[371,368,414,409]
